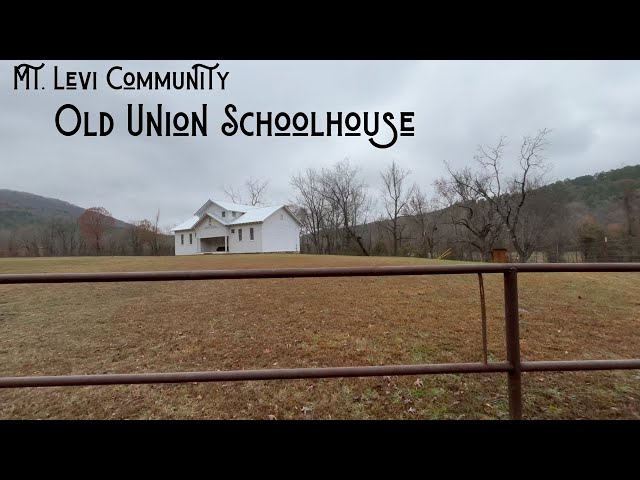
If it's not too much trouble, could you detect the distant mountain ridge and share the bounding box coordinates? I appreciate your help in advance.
[2,164,639,251]
[0,189,129,230]
[538,165,640,207]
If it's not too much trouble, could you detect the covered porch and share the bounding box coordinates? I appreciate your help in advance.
[200,236,229,253]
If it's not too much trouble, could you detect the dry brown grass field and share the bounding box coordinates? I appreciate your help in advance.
[0,253,639,419]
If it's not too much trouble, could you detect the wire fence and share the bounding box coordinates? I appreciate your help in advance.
[510,237,640,263]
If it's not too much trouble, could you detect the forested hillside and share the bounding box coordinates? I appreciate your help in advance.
[540,165,640,208]
[0,190,129,229]
[0,190,172,256]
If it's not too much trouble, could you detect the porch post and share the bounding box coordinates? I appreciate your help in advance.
[225,235,228,253]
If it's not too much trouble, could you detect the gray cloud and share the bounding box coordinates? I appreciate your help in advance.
[1,60,639,227]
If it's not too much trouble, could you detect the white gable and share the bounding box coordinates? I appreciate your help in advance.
[194,199,259,216]
[193,213,227,229]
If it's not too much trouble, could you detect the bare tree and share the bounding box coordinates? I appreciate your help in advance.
[318,194,342,255]
[151,209,161,254]
[222,184,243,204]
[8,227,18,256]
[51,219,79,256]
[158,223,176,255]
[474,129,552,262]
[405,187,443,258]
[380,160,415,256]
[19,227,40,256]
[39,220,57,256]
[223,177,269,206]
[320,159,370,256]
[127,220,146,255]
[290,169,326,253]
[435,165,503,262]
[246,177,269,206]
[79,207,115,255]
[106,233,122,256]
[449,129,552,262]
[125,209,168,256]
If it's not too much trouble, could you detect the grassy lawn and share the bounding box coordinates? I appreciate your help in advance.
[0,253,639,419]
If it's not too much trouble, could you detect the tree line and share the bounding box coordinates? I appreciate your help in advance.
[3,207,174,257]
[291,128,639,262]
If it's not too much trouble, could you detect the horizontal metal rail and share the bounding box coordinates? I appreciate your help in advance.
[1,262,639,419]
[2,359,639,389]
[1,262,639,284]
[521,359,640,372]
[0,362,512,388]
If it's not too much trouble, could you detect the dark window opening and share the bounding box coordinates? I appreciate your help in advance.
[239,229,243,241]
[222,211,226,217]
[189,233,193,244]
[250,227,254,240]
[181,234,184,245]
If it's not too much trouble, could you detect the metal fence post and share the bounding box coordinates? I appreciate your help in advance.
[504,268,522,419]
[478,273,488,365]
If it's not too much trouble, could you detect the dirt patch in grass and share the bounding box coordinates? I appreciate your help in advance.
[0,254,639,419]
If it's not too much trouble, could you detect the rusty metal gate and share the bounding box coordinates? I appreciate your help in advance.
[1,263,639,419]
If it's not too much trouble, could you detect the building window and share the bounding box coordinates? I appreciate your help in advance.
[231,229,235,233]
[181,234,184,245]
[232,211,237,217]
[189,233,193,245]
[250,227,254,240]
[280,214,284,220]
[222,211,226,217]
[208,218,212,225]
[238,229,242,241]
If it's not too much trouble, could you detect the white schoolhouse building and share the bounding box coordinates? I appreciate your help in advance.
[171,199,302,255]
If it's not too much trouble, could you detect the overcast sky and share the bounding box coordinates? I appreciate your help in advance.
[2,60,639,228]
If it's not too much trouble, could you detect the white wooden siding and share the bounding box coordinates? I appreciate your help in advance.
[228,223,262,253]
[174,229,198,255]
[203,204,246,222]
[261,208,300,252]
